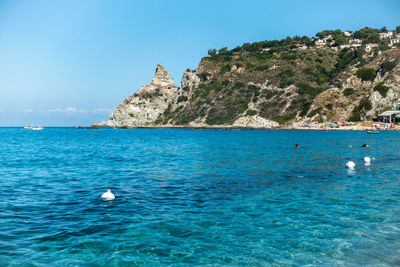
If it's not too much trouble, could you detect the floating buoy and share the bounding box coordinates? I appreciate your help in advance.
[101,189,115,201]
[364,157,371,163]
[346,161,355,169]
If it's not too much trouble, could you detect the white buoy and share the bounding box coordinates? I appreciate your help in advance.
[101,189,115,201]
[364,157,371,163]
[346,161,356,169]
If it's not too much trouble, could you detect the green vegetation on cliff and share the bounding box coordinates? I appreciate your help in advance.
[159,26,400,125]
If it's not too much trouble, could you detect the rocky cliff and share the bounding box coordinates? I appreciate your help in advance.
[95,65,180,127]
[95,27,400,128]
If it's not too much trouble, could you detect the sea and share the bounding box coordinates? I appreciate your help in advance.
[0,128,399,266]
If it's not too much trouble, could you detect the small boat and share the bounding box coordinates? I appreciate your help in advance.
[32,126,44,130]
[23,126,44,130]
[366,130,379,134]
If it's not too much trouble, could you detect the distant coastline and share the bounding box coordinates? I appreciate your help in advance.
[93,26,400,130]
[84,121,400,131]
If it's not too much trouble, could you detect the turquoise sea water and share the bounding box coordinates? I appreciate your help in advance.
[0,128,400,266]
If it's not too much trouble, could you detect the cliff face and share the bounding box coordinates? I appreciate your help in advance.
[95,65,180,127]
[295,49,400,125]
[95,48,400,128]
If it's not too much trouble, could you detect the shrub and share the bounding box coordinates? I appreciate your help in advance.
[223,55,232,62]
[279,78,294,88]
[218,47,229,55]
[381,61,396,73]
[333,35,346,46]
[281,69,294,76]
[246,109,257,116]
[248,85,261,92]
[348,98,372,121]
[356,68,376,81]
[281,53,297,60]
[359,98,372,111]
[246,63,255,72]
[197,72,210,82]
[272,113,296,124]
[255,64,268,71]
[296,83,321,97]
[299,100,312,116]
[262,90,277,99]
[335,48,365,74]
[308,107,321,118]
[220,64,231,73]
[233,82,244,89]
[208,49,217,56]
[343,88,354,96]
[222,80,230,86]
[373,82,389,97]
[177,95,188,103]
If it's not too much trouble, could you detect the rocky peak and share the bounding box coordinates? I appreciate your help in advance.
[151,64,176,87]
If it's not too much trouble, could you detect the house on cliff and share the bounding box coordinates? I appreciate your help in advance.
[362,43,378,52]
[379,31,394,39]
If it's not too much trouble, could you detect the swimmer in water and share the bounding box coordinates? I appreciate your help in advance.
[295,144,299,149]
[361,144,370,147]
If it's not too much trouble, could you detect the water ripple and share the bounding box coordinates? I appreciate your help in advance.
[0,128,399,265]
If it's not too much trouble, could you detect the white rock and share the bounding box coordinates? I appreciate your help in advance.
[232,115,279,128]
[101,189,115,201]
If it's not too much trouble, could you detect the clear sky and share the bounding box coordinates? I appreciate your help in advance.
[0,0,399,126]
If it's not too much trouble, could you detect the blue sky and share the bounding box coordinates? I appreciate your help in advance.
[0,0,399,126]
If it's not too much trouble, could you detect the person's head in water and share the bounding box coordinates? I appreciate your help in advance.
[295,144,299,149]
[361,144,370,147]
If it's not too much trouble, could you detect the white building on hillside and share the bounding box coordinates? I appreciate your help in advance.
[391,38,400,45]
[315,39,326,46]
[295,44,308,50]
[362,43,378,52]
[379,31,394,39]
[344,31,352,37]
[349,38,362,44]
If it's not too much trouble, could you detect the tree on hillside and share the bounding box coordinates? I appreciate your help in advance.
[242,43,257,52]
[316,30,333,38]
[333,35,347,46]
[332,29,342,36]
[356,68,376,81]
[218,47,230,55]
[380,26,387,32]
[208,49,217,56]
[231,46,242,52]
[396,26,400,34]
[365,33,380,44]
[353,27,379,39]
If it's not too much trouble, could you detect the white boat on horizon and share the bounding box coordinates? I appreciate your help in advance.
[23,126,44,130]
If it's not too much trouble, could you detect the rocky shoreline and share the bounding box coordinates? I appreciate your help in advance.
[86,121,400,131]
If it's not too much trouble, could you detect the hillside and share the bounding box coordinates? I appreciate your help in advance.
[94,27,400,128]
